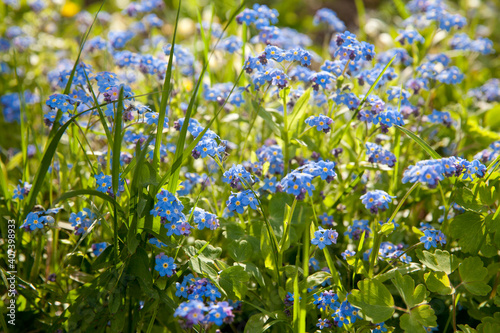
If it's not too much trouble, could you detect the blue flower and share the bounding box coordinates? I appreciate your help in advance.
[262,177,277,193]
[154,253,176,277]
[427,109,452,126]
[365,142,396,167]
[22,212,46,231]
[310,71,335,89]
[436,66,464,84]
[396,30,424,45]
[176,282,189,298]
[373,322,388,333]
[341,250,356,260]
[313,8,346,31]
[91,242,108,256]
[319,213,334,226]
[305,114,333,132]
[311,227,336,249]
[420,229,438,250]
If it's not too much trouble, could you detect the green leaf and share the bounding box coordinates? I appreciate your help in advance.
[253,102,281,137]
[53,189,125,216]
[424,271,453,295]
[244,313,271,333]
[459,256,492,296]
[127,248,154,295]
[348,279,395,323]
[228,239,253,262]
[92,245,114,270]
[450,212,486,254]
[395,125,441,159]
[400,305,437,333]
[392,271,426,308]
[485,214,500,249]
[478,182,497,206]
[288,88,311,137]
[219,265,250,299]
[453,183,485,212]
[374,263,422,283]
[379,222,395,236]
[458,324,478,333]
[416,249,461,275]
[299,271,331,292]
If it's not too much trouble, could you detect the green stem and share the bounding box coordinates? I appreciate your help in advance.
[299,218,310,332]
[368,221,382,278]
[282,89,290,174]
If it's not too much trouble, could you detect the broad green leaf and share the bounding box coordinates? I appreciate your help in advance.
[424,271,453,295]
[392,271,426,308]
[459,256,492,296]
[253,102,281,137]
[453,183,484,212]
[379,222,395,236]
[395,125,441,159]
[374,263,422,283]
[185,240,222,260]
[288,88,311,137]
[485,214,500,249]
[416,249,461,275]
[478,182,497,206]
[348,279,395,323]
[299,271,330,292]
[458,324,478,333]
[219,265,250,300]
[244,313,270,333]
[91,245,114,270]
[189,256,218,278]
[228,239,253,262]
[450,212,486,254]
[400,305,437,333]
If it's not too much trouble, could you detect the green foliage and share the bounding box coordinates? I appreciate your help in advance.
[348,279,395,323]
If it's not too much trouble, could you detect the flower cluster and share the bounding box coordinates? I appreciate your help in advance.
[174,300,234,328]
[314,293,362,328]
[222,164,254,188]
[365,143,396,167]
[419,225,447,250]
[226,190,258,214]
[311,227,338,249]
[150,189,191,237]
[474,141,500,163]
[191,208,219,231]
[94,172,125,196]
[69,208,96,235]
[305,114,334,133]
[344,219,371,240]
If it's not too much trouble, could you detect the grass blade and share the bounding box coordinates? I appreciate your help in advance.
[52,189,125,216]
[152,0,181,171]
[395,125,441,159]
